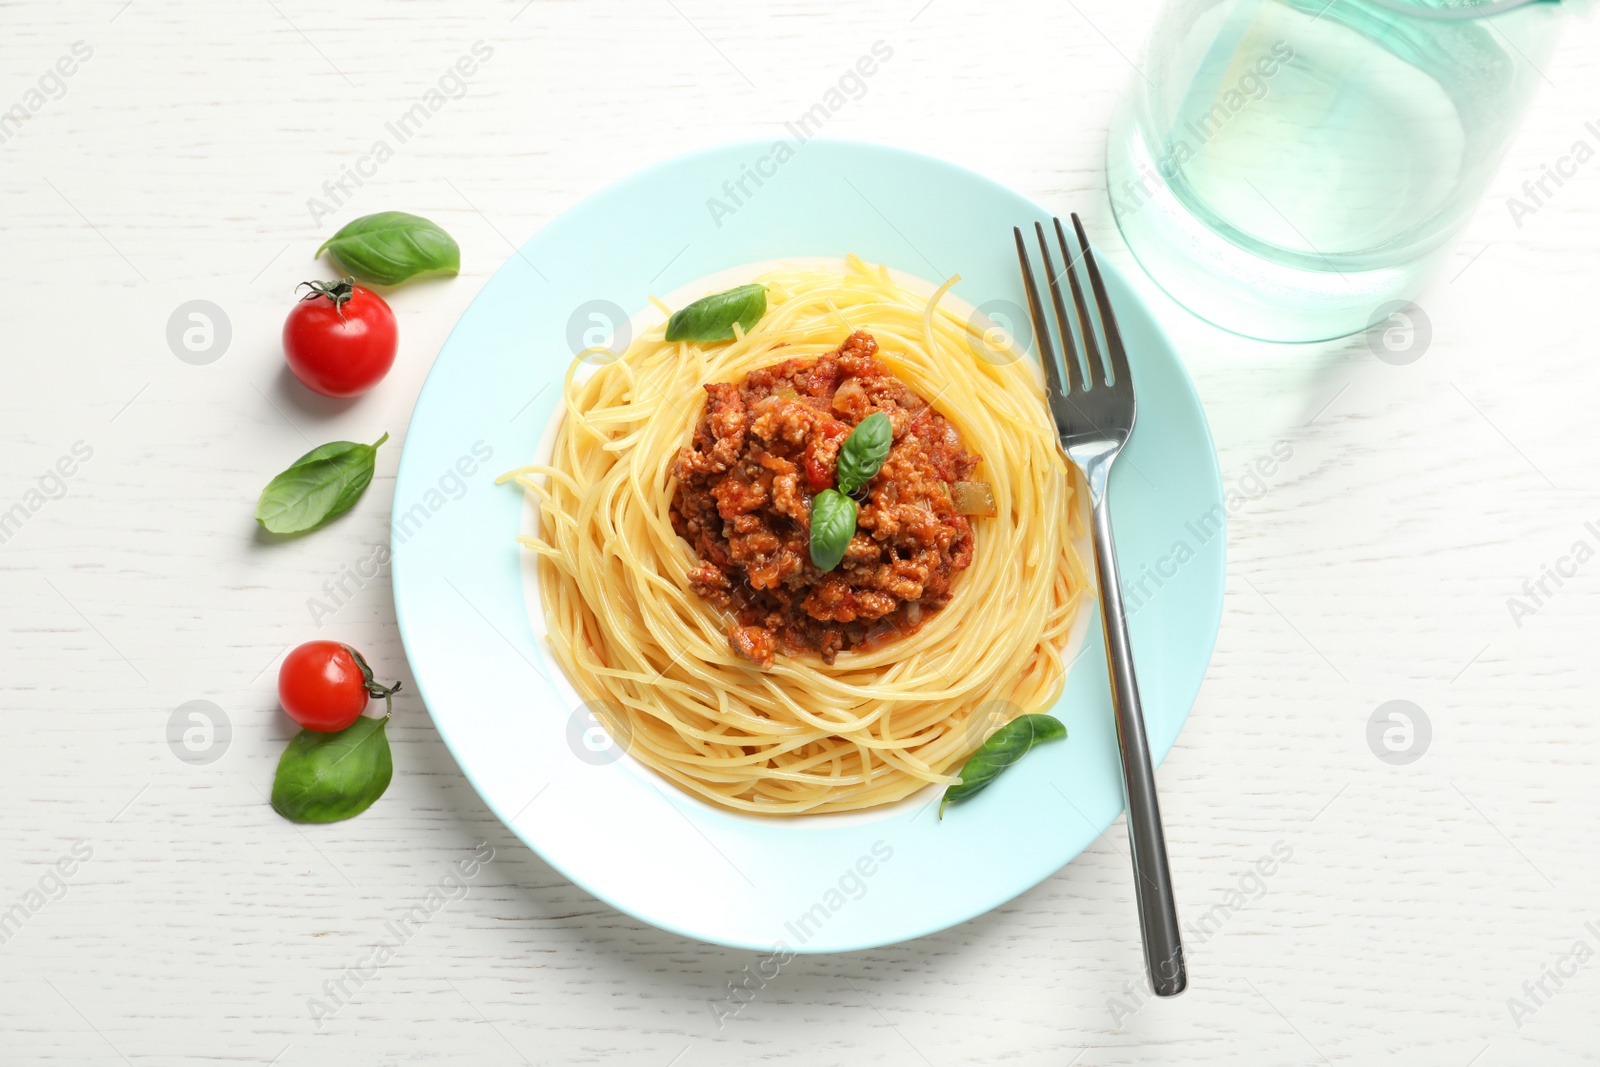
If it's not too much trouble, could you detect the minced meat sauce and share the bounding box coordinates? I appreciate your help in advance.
[670,330,981,668]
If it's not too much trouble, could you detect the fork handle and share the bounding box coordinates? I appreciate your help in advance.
[1086,463,1187,997]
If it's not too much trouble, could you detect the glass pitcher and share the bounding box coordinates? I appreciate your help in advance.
[1107,0,1569,342]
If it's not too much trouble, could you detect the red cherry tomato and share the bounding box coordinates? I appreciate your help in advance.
[277,640,401,733]
[283,279,398,398]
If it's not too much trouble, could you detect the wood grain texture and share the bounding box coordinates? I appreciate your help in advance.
[2,0,1599,1063]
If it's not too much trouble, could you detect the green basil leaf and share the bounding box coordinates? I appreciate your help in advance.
[835,411,893,495]
[664,283,767,343]
[808,488,857,572]
[940,714,1067,817]
[271,715,394,824]
[316,212,460,286]
[255,432,388,535]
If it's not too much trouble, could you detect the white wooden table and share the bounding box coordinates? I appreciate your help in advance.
[4,1,1599,1063]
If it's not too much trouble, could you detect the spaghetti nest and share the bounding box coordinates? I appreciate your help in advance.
[503,257,1087,815]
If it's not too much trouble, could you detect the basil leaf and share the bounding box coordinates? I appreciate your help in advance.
[664,283,767,343]
[808,488,857,572]
[255,432,388,535]
[940,714,1066,818]
[271,715,394,824]
[835,411,893,495]
[316,212,460,286]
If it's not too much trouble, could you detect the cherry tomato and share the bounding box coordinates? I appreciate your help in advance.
[277,640,401,733]
[283,279,398,398]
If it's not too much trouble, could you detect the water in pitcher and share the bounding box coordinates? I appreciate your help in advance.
[1108,0,1564,341]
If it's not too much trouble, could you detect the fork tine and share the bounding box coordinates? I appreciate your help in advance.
[1033,222,1083,395]
[1055,217,1105,389]
[1013,227,1067,400]
[1070,213,1130,390]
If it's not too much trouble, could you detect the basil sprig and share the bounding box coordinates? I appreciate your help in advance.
[665,283,767,343]
[272,715,394,823]
[808,413,895,572]
[255,433,388,535]
[808,489,857,572]
[835,412,893,495]
[940,714,1067,818]
[316,211,460,286]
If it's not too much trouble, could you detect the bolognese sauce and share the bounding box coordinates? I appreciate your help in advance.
[670,330,989,668]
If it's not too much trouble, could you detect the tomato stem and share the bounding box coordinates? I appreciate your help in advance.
[367,678,403,716]
[344,644,403,715]
[297,277,358,322]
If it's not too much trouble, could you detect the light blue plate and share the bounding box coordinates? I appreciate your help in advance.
[392,140,1224,953]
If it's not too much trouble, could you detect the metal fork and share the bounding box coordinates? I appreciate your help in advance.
[1015,215,1186,998]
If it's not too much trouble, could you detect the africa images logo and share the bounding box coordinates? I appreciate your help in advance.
[703,41,894,228]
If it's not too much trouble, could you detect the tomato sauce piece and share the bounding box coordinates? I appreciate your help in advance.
[670,331,982,667]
